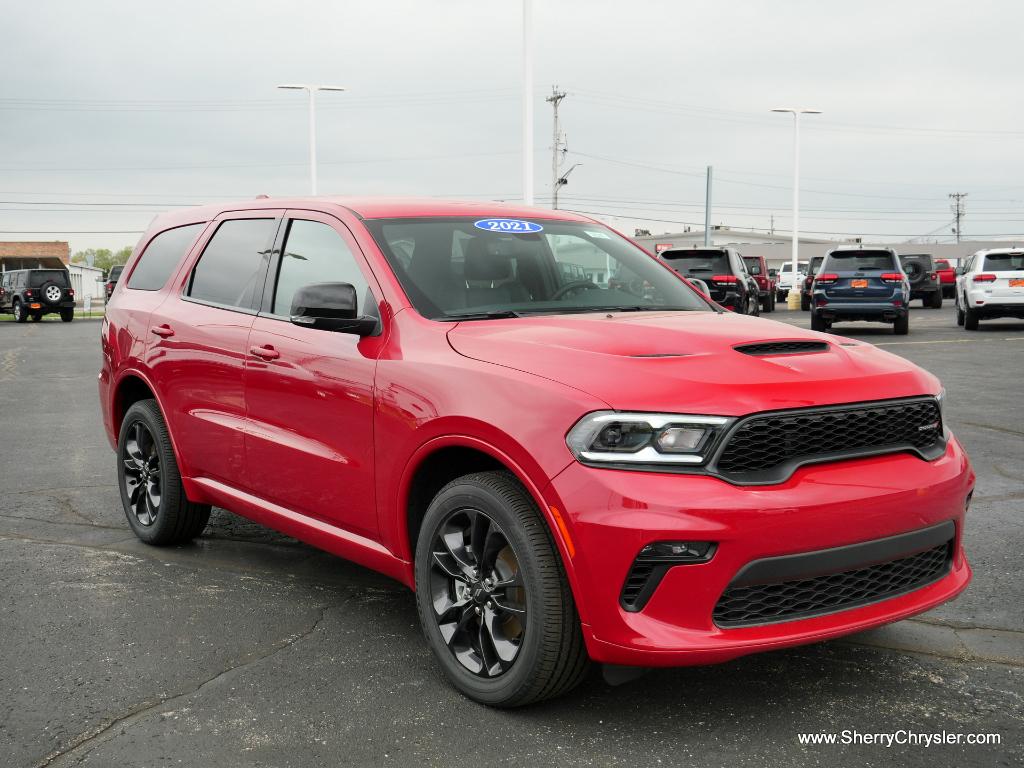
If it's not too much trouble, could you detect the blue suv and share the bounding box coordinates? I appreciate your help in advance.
[810,248,910,335]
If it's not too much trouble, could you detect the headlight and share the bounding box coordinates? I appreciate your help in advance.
[566,411,732,466]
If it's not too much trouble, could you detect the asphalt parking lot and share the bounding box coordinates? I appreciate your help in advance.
[1,304,1021,767]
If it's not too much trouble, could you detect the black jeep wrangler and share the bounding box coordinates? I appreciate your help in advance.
[0,269,76,322]
[899,253,943,308]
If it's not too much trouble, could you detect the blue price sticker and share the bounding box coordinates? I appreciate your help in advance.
[473,218,544,234]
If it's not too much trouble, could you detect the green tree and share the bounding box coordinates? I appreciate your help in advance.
[71,246,133,275]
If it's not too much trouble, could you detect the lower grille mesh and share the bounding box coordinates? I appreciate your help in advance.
[713,541,951,627]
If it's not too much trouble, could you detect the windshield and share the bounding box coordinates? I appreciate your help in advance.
[780,262,808,273]
[364,217,711,319]
[27,270,70,288]
[660,250,730,276]
[983,253,1024,271]
[824,251,897,272]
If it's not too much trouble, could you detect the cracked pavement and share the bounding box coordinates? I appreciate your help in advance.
[0,307,1021,766]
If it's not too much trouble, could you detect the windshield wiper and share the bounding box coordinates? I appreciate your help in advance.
[549,305,693,314]
[437,310,522,321]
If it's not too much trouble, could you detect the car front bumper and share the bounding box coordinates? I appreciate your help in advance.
[545,437,973,667]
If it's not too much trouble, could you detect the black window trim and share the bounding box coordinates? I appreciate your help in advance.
[180,214,284,317]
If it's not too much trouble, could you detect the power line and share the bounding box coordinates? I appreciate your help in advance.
[950,192,968,243]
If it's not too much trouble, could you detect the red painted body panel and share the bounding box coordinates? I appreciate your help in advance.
[98,197,973,668]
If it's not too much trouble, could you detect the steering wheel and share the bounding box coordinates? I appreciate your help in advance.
[550,280,602,301]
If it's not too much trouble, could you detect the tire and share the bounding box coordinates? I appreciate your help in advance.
[893,314,910,335]
[956,302,965,326]
[928,291,943,309]
[964,307,979,331]
[40,281,63,306]
[761,293,773,313]
[117,399,211,545]
[30,312,42,322]
[414,471,589,707]
[747,292,760,316]
[810,311,829,333]
[12,300,27,323]
[800,294,810,311]
[60,308,74,322]
[777,290,788,302]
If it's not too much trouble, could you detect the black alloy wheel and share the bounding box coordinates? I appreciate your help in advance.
[122,421,162,527]
[117,399,211,545]
[13,300,26,323]
[415,471,589,707]
[428,508,527,678]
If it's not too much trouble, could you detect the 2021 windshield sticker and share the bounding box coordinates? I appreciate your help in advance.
[473,218,544,233]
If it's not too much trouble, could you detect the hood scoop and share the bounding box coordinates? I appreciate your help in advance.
[734,341,829,356]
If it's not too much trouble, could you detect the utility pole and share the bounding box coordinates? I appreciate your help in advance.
[277,84,345,195]
[547,86,567,208]
[704,166,713,246]
[522,0,534,205]
[950,192,967,243]
[770,213,775,236]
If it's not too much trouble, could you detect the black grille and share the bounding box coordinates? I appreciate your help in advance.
[716,399,942,477]
[713,541,951,627]
[734,341,829,356]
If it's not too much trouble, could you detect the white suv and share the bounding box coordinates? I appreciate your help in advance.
[955,248,1024,330]
[775,260,808,301]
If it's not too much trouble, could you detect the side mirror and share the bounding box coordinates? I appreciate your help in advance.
[290,282,378,336]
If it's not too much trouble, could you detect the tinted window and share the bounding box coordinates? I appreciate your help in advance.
[188,219,276,309]
[272,220,370,316]
[109,265,124,281]
[983,252,1024,271]
[127,223,203,291]
[661,251,731,276]
[28,270,70,288]
[824,251,897,271]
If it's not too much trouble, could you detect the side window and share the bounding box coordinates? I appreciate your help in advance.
[128,223,204,291]
[272,219,370,316]
[188,218,276,310]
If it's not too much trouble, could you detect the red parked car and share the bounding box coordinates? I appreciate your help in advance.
[742,255,776,312]
[99,198,973,706]
[935,258,956,298]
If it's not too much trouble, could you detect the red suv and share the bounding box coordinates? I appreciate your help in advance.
[99,198,973,706]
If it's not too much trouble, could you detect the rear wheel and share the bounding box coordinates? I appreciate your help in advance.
[12,300,26,323]
[747,292,760,316]
[30,312,42,322]
[893,314,910,335]
[810,312,829,332]
[117,399,211,545]
[964,307,980,330]
[761,293,773,313]
[60,308,74,322]
[800,294,810,311]
[928,291,943,309]
[956,302,965,326]
[414,471,589,707]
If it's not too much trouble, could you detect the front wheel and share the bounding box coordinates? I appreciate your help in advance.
[60,308,74,322]
[414,471,589,707]
[117,399,211,545]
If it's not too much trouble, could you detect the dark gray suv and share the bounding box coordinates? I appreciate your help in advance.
[0,269,76,322]
[899,254,942,308]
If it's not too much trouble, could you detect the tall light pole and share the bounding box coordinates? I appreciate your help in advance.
[277,84,345,195]
[522,0,534,205]
[772,107,821,309]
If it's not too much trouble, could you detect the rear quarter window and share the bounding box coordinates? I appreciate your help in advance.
[187,218,277,310]
[127,223,204,291]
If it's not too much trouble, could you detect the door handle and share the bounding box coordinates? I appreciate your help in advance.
[249,345,280,361]
[151,324,174,338]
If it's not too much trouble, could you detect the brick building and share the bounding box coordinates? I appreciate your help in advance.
[0,241,70,271]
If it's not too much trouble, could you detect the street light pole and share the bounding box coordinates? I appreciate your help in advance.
[277,84,345,195]
[522,0,534,205]
[772,107,821,309]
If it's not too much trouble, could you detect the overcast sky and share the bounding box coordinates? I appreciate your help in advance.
[2,0,1023,254]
